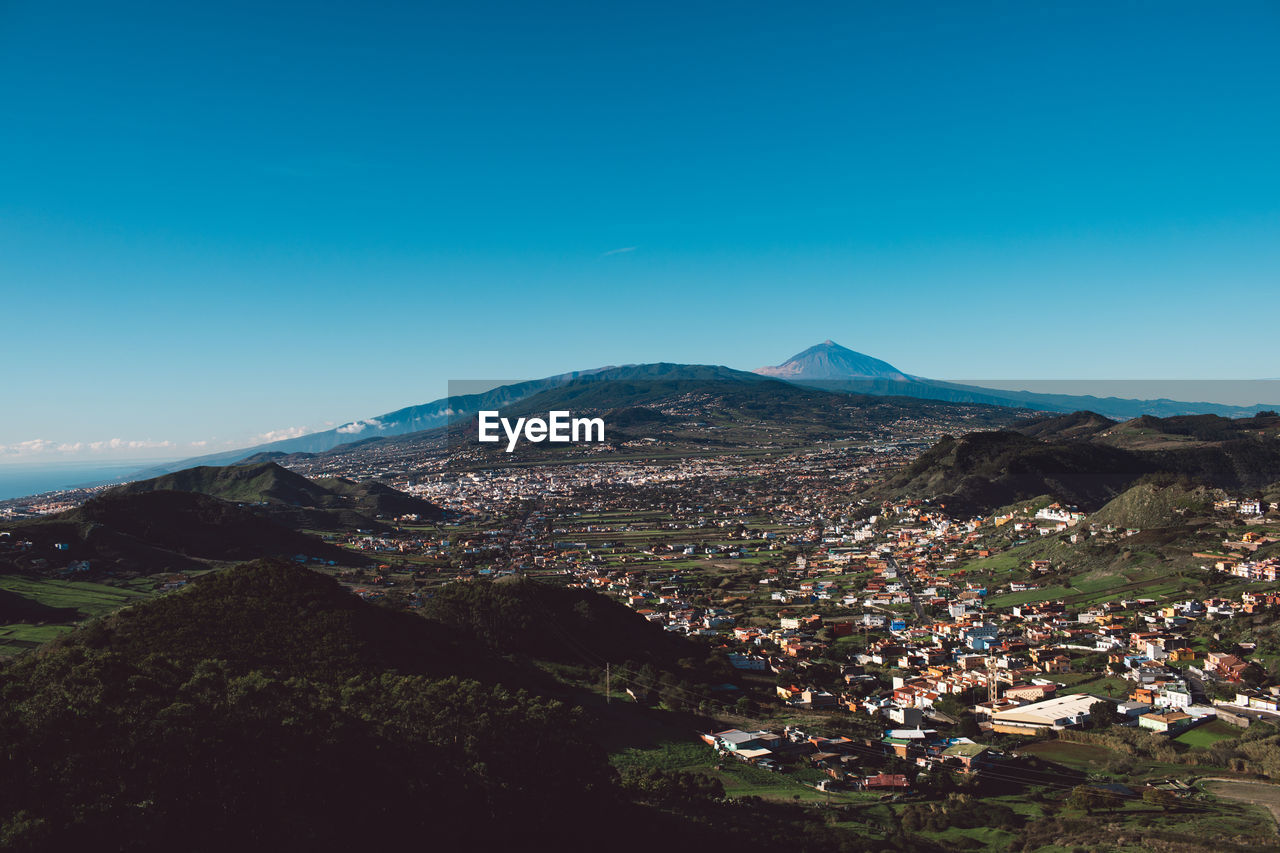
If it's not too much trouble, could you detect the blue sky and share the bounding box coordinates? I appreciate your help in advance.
[2,1,1278,461]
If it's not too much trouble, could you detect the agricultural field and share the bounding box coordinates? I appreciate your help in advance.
[0,574,151,617]
[0,574,166,656]
[0,622,76,656]
[1177,719,1248,748]
[1014,739,1118,772]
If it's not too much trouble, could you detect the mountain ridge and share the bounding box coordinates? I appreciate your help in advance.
[0,490,367,574]
[755,340,910,381]
[134,344,1280,478]
[873,411,1280,516]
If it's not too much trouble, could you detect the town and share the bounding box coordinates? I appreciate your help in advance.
[261,435,1280,846]
[5,419,1280,849]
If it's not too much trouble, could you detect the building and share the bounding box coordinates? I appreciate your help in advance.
[963,623,1000,651]
[1005,683,1056,703]
[1139,711,1193,734]
[1161,686,1193,709]
[990,694,1114,735]
[941,742,991,772]
[886,706,923,727]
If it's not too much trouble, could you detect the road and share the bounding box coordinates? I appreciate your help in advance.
[1213,702,1280,723]
[888,555,927,622]
[1185,672,1209,705]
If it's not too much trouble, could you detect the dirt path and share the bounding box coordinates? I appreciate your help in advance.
[1202,777,1280,830]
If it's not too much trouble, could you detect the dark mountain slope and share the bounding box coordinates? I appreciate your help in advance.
[504,363,772,407]
[1147,439,1280,492]
[1015,411,1117,441]
[90,559,492,678]
[114,462,332,504]
[0,589,80,623]
[498,364,1026,434]
[1103,411,1280,447]
[235,450,316,464]
[0,562,614,851]
[0,491,365,574]
[309,475,438,518]
[877,413,1280,516]
[111,462,441,530]
[114,461,440,519]
[0,562,897,853]
[423,576,698,668]
[877,432,1152,515]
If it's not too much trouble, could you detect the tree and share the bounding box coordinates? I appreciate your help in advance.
[1067,785,1109,813]
[1241,661,1268,688]
[1088,699,1119,729]
[1143,787,1176,810]
[957,713,981,739]
[934,693,964,718]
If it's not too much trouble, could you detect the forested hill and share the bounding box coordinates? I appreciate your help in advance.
[874,431,1154,515]
[873,412,1280,516]
[112,461,443,525]
[0,491,366,574]
[0,561,907,853]
[0,562,614,851]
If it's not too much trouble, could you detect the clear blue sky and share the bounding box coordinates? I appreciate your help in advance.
[2,1,1278,460]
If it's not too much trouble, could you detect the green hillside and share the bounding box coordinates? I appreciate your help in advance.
[0,491,366,575]
[1015,410,1117,441]
[113,461,442,525]
[874,430,1150,514]
[1089,480,1218,529]
[0,561,897,853]
[875,414,1280,515]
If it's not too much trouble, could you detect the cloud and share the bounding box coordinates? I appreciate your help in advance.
[0,438,176,457]
[0,439,58,456]
[336,418,382,435]
[247,425,312,445]
[600,246,637,257]
[87,439,176,451]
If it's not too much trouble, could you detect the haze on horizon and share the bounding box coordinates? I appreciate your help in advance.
[2,1,1277,462]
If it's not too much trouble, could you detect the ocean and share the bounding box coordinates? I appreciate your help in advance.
[0,461,168,502]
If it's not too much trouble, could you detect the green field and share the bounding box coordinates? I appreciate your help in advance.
[1015,739,1118,771]
[1060,675,1132,697]
[0,575,148,617]
[1176,719,1245,748]
[985,584,1075,607]
[0,623,76,656]
[0,575,155,657]
[920,824,1018,850]
[610,739,716,773]
[608,736,874,806]
[713,761,872,804]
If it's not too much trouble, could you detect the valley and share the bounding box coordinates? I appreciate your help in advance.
[5,368,1280,851]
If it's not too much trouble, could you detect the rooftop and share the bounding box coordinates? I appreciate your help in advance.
[992,693,1112,727]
